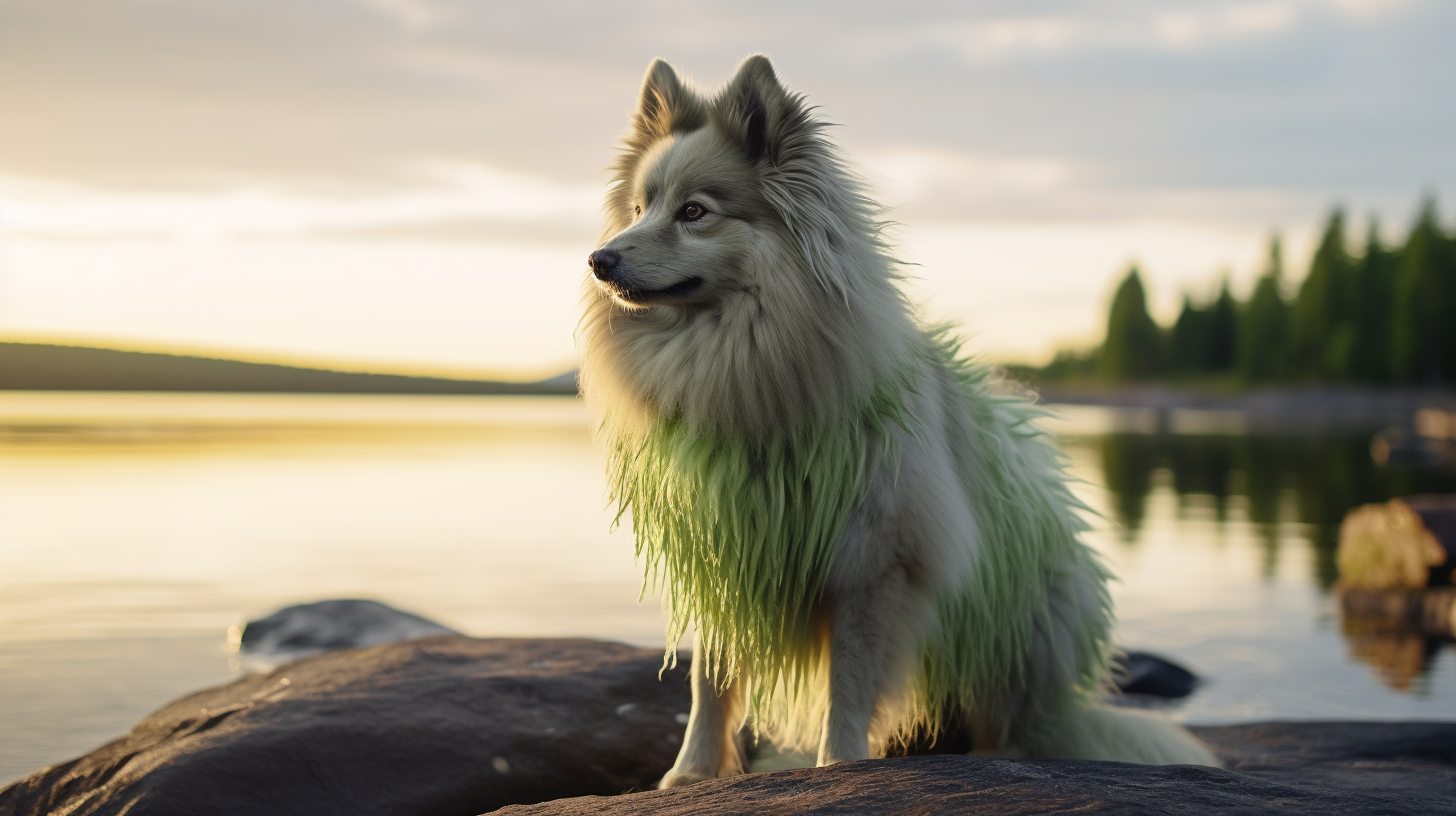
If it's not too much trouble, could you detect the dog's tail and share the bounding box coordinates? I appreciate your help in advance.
[1016,704,1220,767]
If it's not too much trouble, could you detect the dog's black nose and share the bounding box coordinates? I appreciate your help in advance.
[589,249,621,280]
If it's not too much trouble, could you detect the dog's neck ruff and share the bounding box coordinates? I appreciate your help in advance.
[605,372,914,688]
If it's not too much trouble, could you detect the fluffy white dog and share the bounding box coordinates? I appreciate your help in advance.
[578,55,1217,788]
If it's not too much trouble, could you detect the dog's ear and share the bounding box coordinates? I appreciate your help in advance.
[606,60,705,233]
[716,55,805,165]
[632,59,707,140]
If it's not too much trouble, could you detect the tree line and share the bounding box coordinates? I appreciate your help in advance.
[1038,199,1456,386]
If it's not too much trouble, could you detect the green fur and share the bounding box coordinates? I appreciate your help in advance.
[607,329,1111,742]
[606,378,912,699]
[910,329,1113,737]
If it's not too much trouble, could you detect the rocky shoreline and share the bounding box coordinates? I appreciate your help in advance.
[4,633,1453,816]
[1034,384,1456,431]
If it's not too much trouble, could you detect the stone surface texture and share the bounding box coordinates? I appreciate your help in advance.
[490,753,1454,816]
[1192,721,1456,799]
[0,637,689,816]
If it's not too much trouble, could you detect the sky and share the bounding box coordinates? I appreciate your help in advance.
[0,0,1452,377]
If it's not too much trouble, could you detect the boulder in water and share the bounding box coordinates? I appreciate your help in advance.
[233,598,459,662]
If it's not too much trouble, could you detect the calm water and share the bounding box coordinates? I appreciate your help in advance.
[2,392,1455,784]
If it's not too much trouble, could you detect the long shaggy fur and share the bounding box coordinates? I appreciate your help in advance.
[579,55,1218,776]
[608,375,914,687]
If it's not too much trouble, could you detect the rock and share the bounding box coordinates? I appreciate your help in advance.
[1190,721,1456,799]
[1112,651,1198,698]
[1371,425,1447,469]
[1407,495,1456,586]
[1333,497,1456,677]
[1337,499,1447,591]
[235,598,460,658]
[7,635,1456,816]
[490,753,1456,815]
[0,637,690,816]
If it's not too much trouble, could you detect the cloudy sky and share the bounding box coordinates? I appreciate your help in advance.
[0,0,1451,376]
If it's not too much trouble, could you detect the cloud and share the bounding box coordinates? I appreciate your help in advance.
[355,0,447,31]
[872,148,1072,196]
[931,16,1081,62]
[1154,3,1300,49]
[1321,0,1414,19]
[0,166,602,243]
[926,0,1417,62]
[1,0,1446,212]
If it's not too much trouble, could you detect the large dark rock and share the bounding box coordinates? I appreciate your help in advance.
[7,633,1456,816]
[0,637,690,816]
[1191,721,1456,799]
[490,754,1455,815]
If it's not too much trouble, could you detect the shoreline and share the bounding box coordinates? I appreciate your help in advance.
[1031,384,1456,431]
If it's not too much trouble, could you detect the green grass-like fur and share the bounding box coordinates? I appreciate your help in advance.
[607,377,912,699]
[609,329,1111,746]
[909,329,1113,740]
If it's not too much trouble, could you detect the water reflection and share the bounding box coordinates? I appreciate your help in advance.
[6,395,1456,784]
[1098,432,1456,590]
[1342,615,1438,691]
[1092,425,1456,696]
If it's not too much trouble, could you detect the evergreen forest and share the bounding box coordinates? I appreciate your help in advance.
[1032,199,1456,387]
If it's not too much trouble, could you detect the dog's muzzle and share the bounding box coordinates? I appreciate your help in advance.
[589,248,704,303]
[588,249,621,281]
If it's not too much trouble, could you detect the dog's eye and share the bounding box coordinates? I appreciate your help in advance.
[634,205,642,217]
[678,202,708,222]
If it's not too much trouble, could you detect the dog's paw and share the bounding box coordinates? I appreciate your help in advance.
[657,768,715,789]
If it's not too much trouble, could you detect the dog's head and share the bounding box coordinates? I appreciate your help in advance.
[588,56,854,311]
[580,57,913,437]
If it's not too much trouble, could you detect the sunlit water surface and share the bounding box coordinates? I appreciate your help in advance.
[3,392,1455,784]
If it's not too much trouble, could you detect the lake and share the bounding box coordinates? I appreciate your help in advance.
[3,392,1455,785]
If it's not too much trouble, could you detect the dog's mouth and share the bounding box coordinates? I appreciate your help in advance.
[609,276,704,304]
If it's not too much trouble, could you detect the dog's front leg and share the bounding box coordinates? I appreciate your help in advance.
[818,562,921,766]
[658,641,746,788]
[817,589,884,765]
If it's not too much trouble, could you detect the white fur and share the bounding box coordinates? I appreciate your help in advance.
[578,55,1219,787]
[1015,706,1220,766]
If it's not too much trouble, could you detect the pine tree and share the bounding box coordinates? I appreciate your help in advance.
[1391,199,1456,383]
[1347,220,1397,382]
[1167,278,1236,375]
[1238,237,1290,383]
[1170,295,1210,374]
[1099,266,1165,382]
[1290,209,1356,380]
[1208,278,1238,371]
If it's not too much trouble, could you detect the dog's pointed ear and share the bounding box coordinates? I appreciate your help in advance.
[717,54,801,164]
[633,58,706,139]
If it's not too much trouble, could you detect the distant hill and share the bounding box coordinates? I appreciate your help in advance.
[0,342,577,395]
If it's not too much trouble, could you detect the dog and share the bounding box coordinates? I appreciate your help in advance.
[578,55,1218,788]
